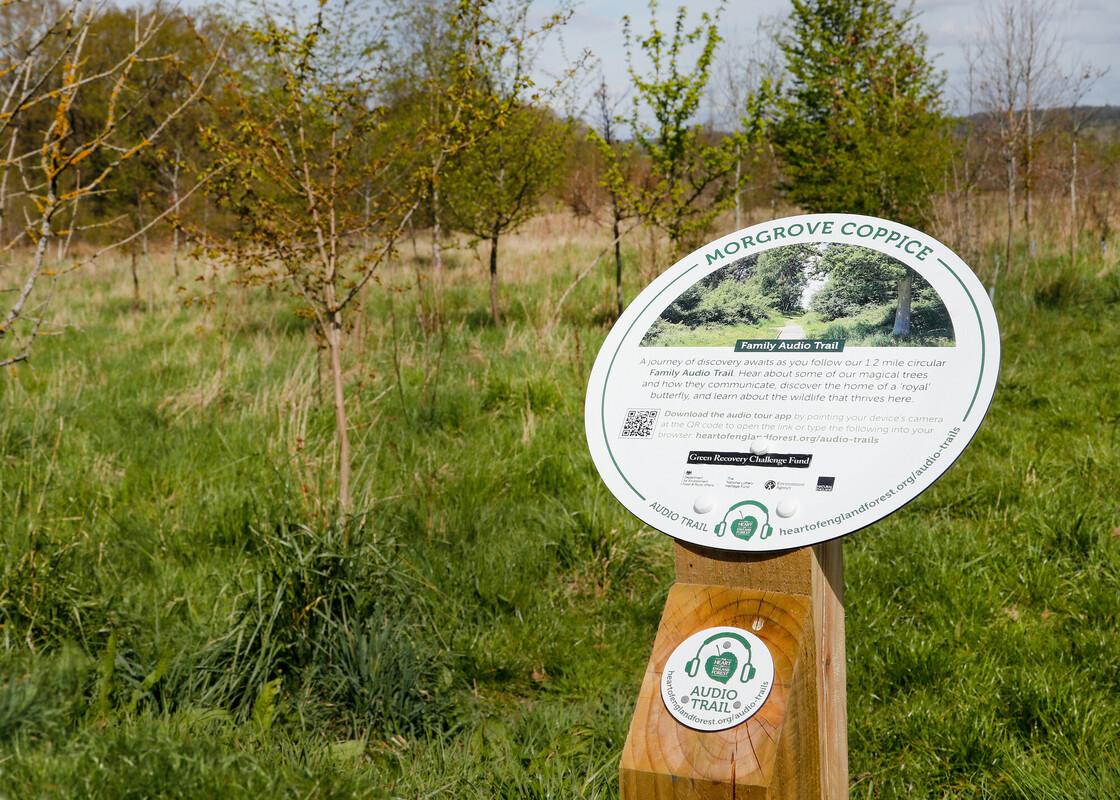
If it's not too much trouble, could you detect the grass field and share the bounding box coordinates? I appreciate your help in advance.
[2,215,1119,798]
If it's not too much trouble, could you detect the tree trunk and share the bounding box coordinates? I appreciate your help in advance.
[130,251,141,311]
[171,155,181,279]
[1005,153,1015,275]
[326,310,352,518]
[1070,134,1078,269]
[489,227,500,325]
[1025,95,1034,257]
[612,200,623,318]
[363,185,372,252]
[135,188,150,310]
[431,178,443,275]
[137,187,149,260]
[734,143,742,230]
[891,268,913,337]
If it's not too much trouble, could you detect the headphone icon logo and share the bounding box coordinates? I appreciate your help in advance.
[684,632,757,684]
[713,500,773,542]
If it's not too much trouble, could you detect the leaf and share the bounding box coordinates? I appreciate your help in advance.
[251,677,282,736]
[94,630,117,719]
[127,648,173,714]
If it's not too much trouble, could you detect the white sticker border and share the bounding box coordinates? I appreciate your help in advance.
[659,625,776,732]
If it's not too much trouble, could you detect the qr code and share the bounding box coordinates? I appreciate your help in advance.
[620,408,658,438]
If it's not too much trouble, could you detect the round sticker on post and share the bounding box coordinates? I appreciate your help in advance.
[660,626,775,731]
[585,214,999,551]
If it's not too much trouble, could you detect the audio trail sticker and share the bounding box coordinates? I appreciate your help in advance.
[660,626,775,731]
[585,213,1001,552]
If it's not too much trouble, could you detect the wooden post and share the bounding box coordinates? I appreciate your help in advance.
[620,539,847,799]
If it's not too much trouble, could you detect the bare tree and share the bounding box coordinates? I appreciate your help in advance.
[709,18,782,231]
[0,1,219,368]
[944,45,989,267]
[1015,0,1066,256]
[1064,64,1107,269]
[974,0,1077,268]
[975,0,1028,274]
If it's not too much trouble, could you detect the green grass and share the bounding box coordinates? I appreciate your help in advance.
[2,236,1119,798]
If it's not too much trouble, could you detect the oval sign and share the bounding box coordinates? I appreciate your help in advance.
[584,213,999,552]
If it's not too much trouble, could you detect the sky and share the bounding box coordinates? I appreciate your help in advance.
[533,0,1120,116]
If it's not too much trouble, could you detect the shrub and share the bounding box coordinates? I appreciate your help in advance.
[174,521,455,736]
[660,279,770,327]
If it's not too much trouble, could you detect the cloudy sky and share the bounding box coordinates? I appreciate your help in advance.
[534,0,1120,115]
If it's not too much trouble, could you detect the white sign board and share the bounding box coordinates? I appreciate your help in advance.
[585,214,999,552]
[660,626,775,731]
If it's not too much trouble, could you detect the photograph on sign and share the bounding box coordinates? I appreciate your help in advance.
[660,626,775,732]
[585,214,1000,552]
[640,243,954,349]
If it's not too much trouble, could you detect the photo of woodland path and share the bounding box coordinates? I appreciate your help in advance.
[641,243,956,347]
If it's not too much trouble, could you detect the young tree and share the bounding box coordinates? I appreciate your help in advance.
[770,0,949,336]
[1063,64,1106,269]
[444,103,569,324]
[205,2,407,515]
[0,1,217,367]
[386,0,487,277]
[710,18,784,230]
[1014,0,1065,256]
[439,0,577,325]
[203,0,510,518]
[972,0,1025,275]
[974,0,1069,266]
[589,78,638,317]
[603,1,749,259]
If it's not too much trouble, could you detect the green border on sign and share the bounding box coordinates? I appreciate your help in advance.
[937,257,986,421]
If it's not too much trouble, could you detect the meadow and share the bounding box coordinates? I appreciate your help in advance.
[1,214,1119,798]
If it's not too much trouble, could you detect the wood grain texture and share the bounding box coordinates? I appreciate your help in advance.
[621,542,848,800]
[811,540,847,799]
[675,542,815,596]
[620,583,812,799]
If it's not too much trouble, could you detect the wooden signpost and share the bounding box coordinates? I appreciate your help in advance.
[620,540,846,799]
[584,215,999,800]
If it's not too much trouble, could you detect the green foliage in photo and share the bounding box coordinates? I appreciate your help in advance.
[641,243,954,347]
